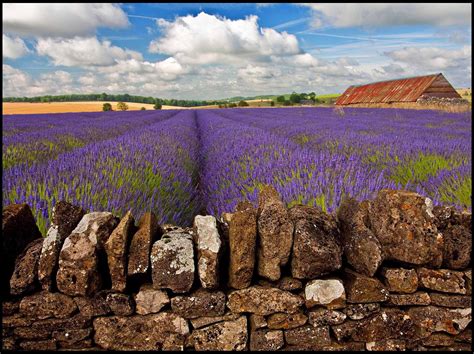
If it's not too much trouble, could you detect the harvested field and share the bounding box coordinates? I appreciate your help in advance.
[2,101,186,115]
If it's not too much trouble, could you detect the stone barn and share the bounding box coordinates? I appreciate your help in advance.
[336,73,463,106]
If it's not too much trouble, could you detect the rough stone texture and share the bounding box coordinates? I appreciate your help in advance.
[304,278,346,309]
[127,212,160,279]
[190,313,241,329]
[368,190,444,267]
[19,291,77,319]
[19,339,57,351]
[421,333,455,347]
[417,268,467,294]
[380,267,419,294]
[366,339,406,351]
[226,201,257,289]
[194,215,222,289]
[10,238,43,296]
[171,289,226,319]
[52,328,92,347]
[429,293,471,308]
[105,210,135,292]
[3,300,20,316]
[256,185,294,281]
[74,294,111,318]
[465,269,472,295]
[250,329,284,351]
[289,205,342,279]
[284,325,331,349]
[344,269,389,303]
[386,292,431,306]
[227,286,304,316]
[441,224,471,270]
[267,311,307,330]
[38,202,85,291]
[343,303,381,320]
[105,292,135,315]
[2,203,42,296]
[189,316,247,351]
[250,314,268,331]
[337,198,383,276]
[408,306,471,337]
[93,312,189,350]
[134,284,170,315]
[277,277,302,292]
[151,232,195,293]
[308,308,347,326]
[56,212,118,296]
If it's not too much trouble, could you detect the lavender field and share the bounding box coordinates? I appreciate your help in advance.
[3,107,471,235]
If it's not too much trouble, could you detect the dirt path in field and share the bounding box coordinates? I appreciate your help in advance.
[2,101,187,115]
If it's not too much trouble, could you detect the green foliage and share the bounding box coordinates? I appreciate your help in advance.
[270,101,275,107]
[102,102,112,111]
[289,92,301,104]
[276,95,285,103]
[154,101,162,109]
[140,107,146,110]
[116,102,128,111]
[238,100,249,107]
[282,100,292,106]
[228,103,238,108]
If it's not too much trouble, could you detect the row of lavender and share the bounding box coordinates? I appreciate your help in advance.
[3,107,471,235]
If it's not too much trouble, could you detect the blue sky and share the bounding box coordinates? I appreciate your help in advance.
[3,3,471,100]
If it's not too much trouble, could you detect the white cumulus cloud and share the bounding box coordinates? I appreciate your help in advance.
[36,36,143,67]
[3,3,129,38]
[3,34,29,59]
[149,12,301,65]
[302,3,471,28]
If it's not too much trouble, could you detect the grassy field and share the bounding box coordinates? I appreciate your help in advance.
[456,88,471,103]
[2,101,186,115]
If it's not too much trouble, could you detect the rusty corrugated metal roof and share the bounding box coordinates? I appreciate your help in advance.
[336,73,441,105]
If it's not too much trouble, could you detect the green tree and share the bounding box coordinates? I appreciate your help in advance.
[140,107,146,110]
[276,95,285,103]
[102,103,112,111]
[283,100,292,106]
[116,101,128,111]
[154,101,162,109]
[289,92,301,104]
[270,101,275,107]
[238,100,249,107]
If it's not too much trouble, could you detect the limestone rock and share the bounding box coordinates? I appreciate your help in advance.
[56,212,118,296]
[227,201,257,289]
[106,292,135,316]
[304,278,346,309]
[344,269,389,303]
[93,312,189,350]
[267,311,307,330]
[190,313,240,329]
[308,308,346,326]
[417,268,466,294]
[465,269,472,295]
[380,267,418,294]
[189,316,247,351]
[10,238,43,295]
[19,339,57,351]
[74,295,110,318]
[343,303,380,320]
[193,215,222,289]
[386,292,431,306]
[429,293,471,308]
[171,289,225,319]
[2,203,42,296]
[134,284,169,315]
[337,198,383,276]
[278,277,302,292]
[366,340,406,351]
[368,190,443,267]
[441,224,471,270]
[408,306,471,337]
[151,232,194,293]
[227,286,304,316]
[105,210,136,292]
[256,185,293,281]
[38,202,85,291]
[421,333,455,347]
[19,291,77,319]
[284,325,331,349]
[289,205,342,279]
[52,328,92,345]
[250,329,284,351]
[250,314,267,331]
[127,212,160,279]
[3,300,20,316]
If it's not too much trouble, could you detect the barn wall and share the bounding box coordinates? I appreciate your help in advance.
[422,75,462,99]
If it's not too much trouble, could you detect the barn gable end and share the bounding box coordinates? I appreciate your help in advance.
[422,74,462,99]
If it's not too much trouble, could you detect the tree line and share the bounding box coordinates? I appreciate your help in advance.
[3,93,223,107]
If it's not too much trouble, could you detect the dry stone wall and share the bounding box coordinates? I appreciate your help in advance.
[1,187,472,351]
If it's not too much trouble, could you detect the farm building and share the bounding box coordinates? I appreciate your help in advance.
[336,73,462,106]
